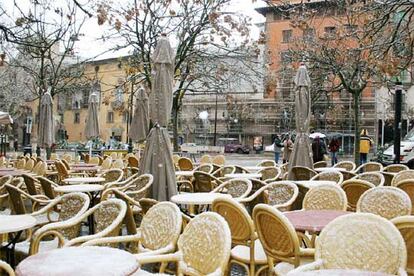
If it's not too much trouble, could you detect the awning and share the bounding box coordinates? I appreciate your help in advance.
[0,112,13,125]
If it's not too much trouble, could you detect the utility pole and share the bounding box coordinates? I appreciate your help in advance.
[394,81,403,164]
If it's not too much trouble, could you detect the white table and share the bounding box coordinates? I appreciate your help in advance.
[55,184,104,193]
[175,171,194,177]
[16,246,140,276]
[314,167,346,173]
[62,177,105,184]
[241,166,265,172]
[226,173,262,179]
[0,215,36,267]
[171,193,231,205]
[294,180,337,189]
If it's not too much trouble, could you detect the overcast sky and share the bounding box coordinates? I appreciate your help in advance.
[74,0,266,60]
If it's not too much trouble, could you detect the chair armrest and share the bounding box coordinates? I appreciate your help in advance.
[82,232,141,247]
[30,229,66,255]
[299,248,315,257]
[286,260,323,274]
[135,252,181,265]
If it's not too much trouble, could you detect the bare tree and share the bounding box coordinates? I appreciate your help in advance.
[97,0,262,150]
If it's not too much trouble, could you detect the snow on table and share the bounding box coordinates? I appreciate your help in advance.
[0,215,36,234]
[54,184,104,193]
[171,192,231,205]
[226,173,262,179]
[62,177,105,184]
[287,269,393,276]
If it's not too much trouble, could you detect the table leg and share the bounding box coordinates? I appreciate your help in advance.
[1,231,23,268]
[87,192,99,234]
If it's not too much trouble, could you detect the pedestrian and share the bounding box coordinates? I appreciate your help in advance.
[360,129,373,164]
[312,136,327,163]
[282,135,293,163]
[13,139,18,152]
[329,137,340,166]
[273,135,283,164]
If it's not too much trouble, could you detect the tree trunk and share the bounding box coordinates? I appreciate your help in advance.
[353,91,361,165]
[172,94,180,152]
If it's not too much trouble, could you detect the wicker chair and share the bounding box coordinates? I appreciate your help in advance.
[340,179,375,211]
[200,154,212,164]
[0,175,13,211]
[88,156,100,165]
[340,170,357,181]
[212,197,267,276]
[212,165,236,178]
[36,176,58,199]
[136,212,231,276]
[288,213,407,275]
[212,178,252,199]
[32,161,47,176]
[61,159,71,170]
[259,166,281,183]
[394,180,414,215]
[352,172,385,186]
[235,165,251,174]
[178,157,194,171]
[333,161,356,172]
[50,153,58,160]
[290,166,317,181]
[194,163,214,174]
[253,204,314,275]
[193,171,223,192]
[311,171,343,185]
[100,157,113,171]
[111,159,124,169]
[238,179,268,212]
[5,182,51,216]
[13,193,90,256]
[61,154,72,163]
[27,199,127,254]
[139,198,159,216]
[83,202,182,272]
[262,181,299,211]
[313,161,328,168]
[382,171,395,186]
[15,159,26,170]
[24,159,34,171]
[357,186,412,219]
[385,164,409,173]
[0,260,14,276]
[303,184,347,211]
[115,174,154,204]
[257,160,277,167]
[54,160,85,183]
[354,161,383,173]
[392,170,414,186]
[127,156,139,168]
[99,168,123,184]
[391,215,414,275]
[21,173,40,196]
[212,155,226,166]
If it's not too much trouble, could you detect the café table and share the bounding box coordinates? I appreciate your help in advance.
[175,171,194,177]
[0,215,36,267]
[0,169,26,177]
[171,192,231,216]
[240,166,265,172]
[15,246,140,276]
[294,180,336,189]
[226,173,262,179]
[54,185,104,234]
[72,163,98,168]
[62,177,105,184]
[287,269,393,276]
[284,210,350,247]
[314,167,346,173]
[71,166,100,173]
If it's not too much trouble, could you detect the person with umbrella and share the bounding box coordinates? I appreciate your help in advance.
[312,135,327,163]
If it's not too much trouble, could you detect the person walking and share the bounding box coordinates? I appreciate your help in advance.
[312,136,327,163]
[329,137,340,166]
[283,135,293,163]
[273,135,283,164]
[360,129,373,164]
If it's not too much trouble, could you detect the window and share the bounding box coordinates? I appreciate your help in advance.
[324,26,337,38]
[122,111,129,123]
[74,112,80,124]
[107,111,114,123]
[82,88,89,108]
[282,30,292,43]
[303,28,315,42]
[345,24,357,34]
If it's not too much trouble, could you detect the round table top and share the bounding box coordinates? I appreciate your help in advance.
[62,177,105,184]
[175,171,194,177]
[55,184,104,193]
[242,166,265,172]
[16,246,140,276]
[0,170,25,177]
[0,215,36,234]
[72,163,98,168]
[226,173,262,179]
[0,168,14,171]
[294,180,336,189]
[284,210,350,233]
[171,192,232,205]
[287,269,393,276]
[71,167,99,172]
[314,167,346,172]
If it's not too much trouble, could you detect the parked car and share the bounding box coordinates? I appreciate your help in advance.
[180,143,199,154]
[382,128,414,168]
[220,138,250,154]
